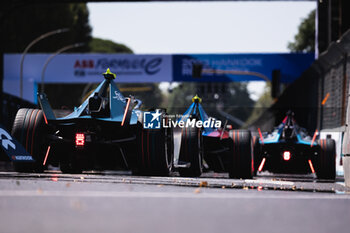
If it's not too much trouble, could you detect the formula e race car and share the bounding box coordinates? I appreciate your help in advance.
[0,124,36,164]
[9,69,173,175]
[175,95,255,178]
[255,111,336,180]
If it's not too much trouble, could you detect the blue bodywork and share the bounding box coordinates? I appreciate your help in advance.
[262,118,317,147]
[178,101,217,136]
[38,78,139,125]
[257,113,321,175]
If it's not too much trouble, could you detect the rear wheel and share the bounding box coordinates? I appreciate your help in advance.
[136,114,173,176]
[178,126,203,177]
[11,108,48,172]
[228,130,253,179]
[316,139,336,180]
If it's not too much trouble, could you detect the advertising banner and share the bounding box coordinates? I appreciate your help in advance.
[4,54,172,83]
[3,54,172,102]
[3,53,314,103]
[172,53,314,83]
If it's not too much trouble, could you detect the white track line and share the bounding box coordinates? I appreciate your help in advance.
[245,179,295,186]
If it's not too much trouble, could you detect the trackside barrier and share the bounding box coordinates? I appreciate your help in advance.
[251,29,350,184]
[343,80,350,187]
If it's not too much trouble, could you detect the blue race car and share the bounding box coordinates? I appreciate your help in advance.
[10,69,173,175]
[255,111,336,180]
[175,95,255,178]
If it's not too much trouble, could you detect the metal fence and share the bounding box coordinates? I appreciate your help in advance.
[252,29,350,133]
[318,35,350,130]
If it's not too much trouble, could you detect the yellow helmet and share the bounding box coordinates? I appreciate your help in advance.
[103,68,116,79]
[192,94,202,103]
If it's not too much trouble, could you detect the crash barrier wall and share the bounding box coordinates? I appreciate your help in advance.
[1,93,37,131]
[343,85,350,156]
[252,29,350,133]
[318,33,350,130]
[343,70,350,186]
[251,30,350,177]
[250,68,320,133]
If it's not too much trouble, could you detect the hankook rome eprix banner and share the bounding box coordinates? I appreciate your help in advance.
[172,53,314,83]
[3,53,314,103]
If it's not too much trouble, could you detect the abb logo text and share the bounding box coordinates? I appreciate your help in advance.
[74,60,94,69]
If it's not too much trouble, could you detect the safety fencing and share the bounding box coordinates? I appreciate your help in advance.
[252,29,350,134]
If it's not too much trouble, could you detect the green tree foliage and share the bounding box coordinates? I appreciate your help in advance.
[167,83,197,114]
[119,83,164,111]
[89,38,133,53]
[224,82,255,125]
[2,2,161,110]
[3,3,92,53]
[244,83,274,127]
[288,10,315,53]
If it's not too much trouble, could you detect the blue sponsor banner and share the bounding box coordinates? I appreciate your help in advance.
[172,53,314,83]
[4,53,314,103]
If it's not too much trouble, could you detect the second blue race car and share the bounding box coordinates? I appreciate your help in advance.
[175,95,256,178]
[255,111,336,180]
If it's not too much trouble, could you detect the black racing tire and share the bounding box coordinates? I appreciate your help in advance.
[178,126,203,177]
[136,120,173,176]
[252,135,261,176]
[166,126,174,172]
[11,108,48,172]
[316,139,336,180]
[228,130,253,179]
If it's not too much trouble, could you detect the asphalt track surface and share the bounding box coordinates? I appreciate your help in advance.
[0,169,349,233]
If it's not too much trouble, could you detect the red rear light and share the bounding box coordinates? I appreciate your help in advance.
[76,133,85,146]
[283,151,291,161]
[258,158,266,172]
[308,160,315,173]
[258,128,264,145]
[43,146,51,166]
